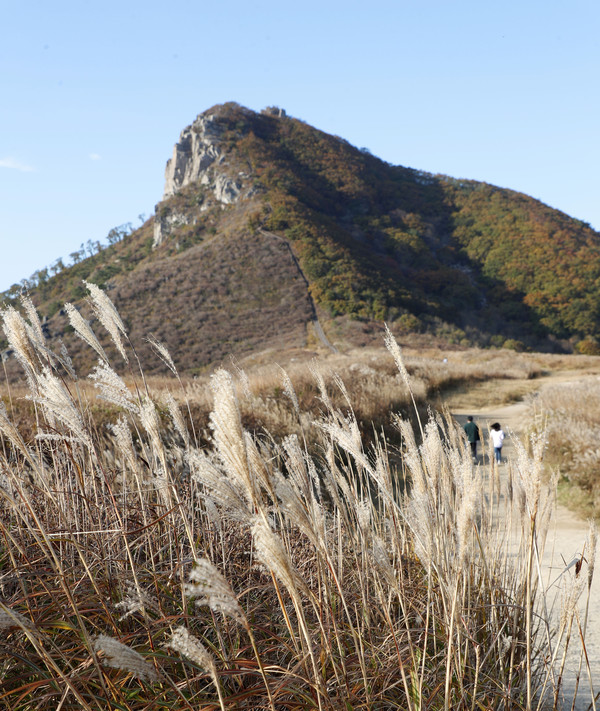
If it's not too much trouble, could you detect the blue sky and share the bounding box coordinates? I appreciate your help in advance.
[1,0,598,292]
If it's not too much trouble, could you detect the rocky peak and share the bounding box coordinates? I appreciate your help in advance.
[163,111,237,199]
[154,106,255,247]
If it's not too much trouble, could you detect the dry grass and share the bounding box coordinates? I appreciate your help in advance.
[529,376,600,519]
[0,287,597,710]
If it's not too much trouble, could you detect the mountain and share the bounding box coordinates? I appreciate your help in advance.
[3,102,600,374]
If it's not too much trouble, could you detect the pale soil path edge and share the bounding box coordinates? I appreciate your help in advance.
[451,378,598,711]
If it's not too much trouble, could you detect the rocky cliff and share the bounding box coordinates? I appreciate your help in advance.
[154,106,258,247]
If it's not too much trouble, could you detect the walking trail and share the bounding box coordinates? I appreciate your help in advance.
[451,374,598,711]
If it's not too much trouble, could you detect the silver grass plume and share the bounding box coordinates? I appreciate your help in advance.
[513,429,546,519]
[407,490,436,569]
[332,372,352,409]
[229,357,252,400]
[115,584,161,621]
[20,294,44,345]
[65,303,109,363]
[2,306,39,385]
[84,281,128,362]
[384,323,411,390]
[356,499,372,533]
[164,392,189,447]
[282,435,312,497]
[455,464,480,565]
[93,634,159,682]
[89,360,139,414]
[321,448,345,515]
[187,449,250,520]
[31,367,92,448]
[325,443,353,512]
[280,367,300,418]
[139,396,173,506]
[309,360,332,411]
[185,558,245,624]
[559,574,586,630]
[244,431,274,497]
[371,535,397,589]
[209,369,256,507]
[109,416,138,473]
[20,294,57,370]
[252,516,310,598]
[394,415,426,496]
[369,447,396,507]
[419,417,444,493]
[273,469,324,550]
[204,497,222,531]
[147,335,177,375]
[319,413,371,473]
[59,340,77,379]
[167,626,216,674]
[139,397,163,452]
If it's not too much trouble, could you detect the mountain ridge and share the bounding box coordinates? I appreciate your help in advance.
[3,101,600,374]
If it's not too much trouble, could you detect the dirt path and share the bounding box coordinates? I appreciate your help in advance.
[451,379,598,710]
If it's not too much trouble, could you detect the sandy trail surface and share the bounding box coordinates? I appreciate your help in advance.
[452,377,598,711]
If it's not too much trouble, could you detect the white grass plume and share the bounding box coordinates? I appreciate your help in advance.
[167,626,216,674]
[2,306,39,384]
[513,430,546,520]
[384,323,410,390]
[185,558,245,624]
[252,516,310,599]
[273,469,325,551]
[31,367,91,448]
[109,416,138,473]
[20,294,45,350]
[147,335,177,375]
[139,396,161,450]
[164,392,189,447]
[115,584,161,621]
[318,412,370,473]
[58,340,77,379]
[309,360,332,411]
[371,535,397,589]
[280,366,300,418]
[84,281,128,362]
[93,634,159,682]
[16,295,68,376]
[89,360,139,414]
[209,369,256,507]
[187,449,250,520]
[65,303,108,363]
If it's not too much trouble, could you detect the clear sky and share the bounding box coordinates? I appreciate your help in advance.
[1,0,598,293]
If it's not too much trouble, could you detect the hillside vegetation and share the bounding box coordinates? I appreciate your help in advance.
[3,102,600,375]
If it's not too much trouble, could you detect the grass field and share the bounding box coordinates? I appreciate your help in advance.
[0,287,598,710]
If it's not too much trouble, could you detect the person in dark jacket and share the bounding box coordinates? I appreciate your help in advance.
[463,416,480,462]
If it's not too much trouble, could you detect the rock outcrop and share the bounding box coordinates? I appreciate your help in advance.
[161,110,251,206]
[154,109,256,247]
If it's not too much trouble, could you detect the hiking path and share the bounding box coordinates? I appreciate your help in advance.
[450,372,598,711]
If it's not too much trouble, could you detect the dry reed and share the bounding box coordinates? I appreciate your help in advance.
[0,287,595,710]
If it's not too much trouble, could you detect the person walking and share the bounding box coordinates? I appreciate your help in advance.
[490,422,505,463]
[463,416,480,462]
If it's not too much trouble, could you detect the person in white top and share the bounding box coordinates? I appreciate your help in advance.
[490,422,504,463]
